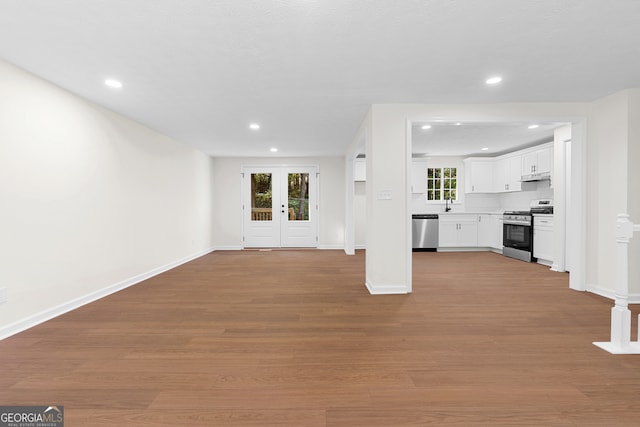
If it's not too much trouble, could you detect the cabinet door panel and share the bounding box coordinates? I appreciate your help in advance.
[438,221,459,247]
[457,220,478,246]
[477,214,497,247]
[464,159,494,193]
[411,160,428,193]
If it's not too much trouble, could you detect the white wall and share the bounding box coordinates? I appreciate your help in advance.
[590,89,640,296]
[0,60,216,337]
[211,157,345,249]
[589,91,632,295]
[628,90,640,294]
[354,181,366,248]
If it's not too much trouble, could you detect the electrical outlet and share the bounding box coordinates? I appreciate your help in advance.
[0,287,6,304]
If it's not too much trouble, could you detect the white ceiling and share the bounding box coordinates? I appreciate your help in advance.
[411,122,561,157]
[1,0,640,157]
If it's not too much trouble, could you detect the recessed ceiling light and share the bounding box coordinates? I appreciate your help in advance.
[249,123,260,130]
[270,148,278,152]
[481,147,489,151]
[454,122,462,126]
[104,79,123,89]
[528,124,540,129]
[485,76,502,85]
[421,125,431,130]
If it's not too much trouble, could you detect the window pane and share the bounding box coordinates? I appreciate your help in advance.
[287,173,309,221]
[451,168,457,178]
[251,173,272,221]
[434,190,441,200]
[451,190,457,200]
[434,169,441,178]
[427,168,434,179]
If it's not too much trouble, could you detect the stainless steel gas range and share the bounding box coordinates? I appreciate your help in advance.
[503,199,553,262]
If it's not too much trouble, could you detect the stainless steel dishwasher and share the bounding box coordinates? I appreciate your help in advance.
[412,214,439,251]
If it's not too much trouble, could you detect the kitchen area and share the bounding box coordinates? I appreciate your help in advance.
[354,122,571,269]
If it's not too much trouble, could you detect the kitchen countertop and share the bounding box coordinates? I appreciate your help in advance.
[431,211,505,216]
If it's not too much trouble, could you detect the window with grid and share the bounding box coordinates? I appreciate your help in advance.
[427,167,457,201]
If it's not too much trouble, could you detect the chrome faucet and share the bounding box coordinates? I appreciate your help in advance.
[445,197,452,212]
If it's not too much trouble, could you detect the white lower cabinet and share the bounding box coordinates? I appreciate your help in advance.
[439,215,478,247]
[477,214,498,248]
[533,216,554,263]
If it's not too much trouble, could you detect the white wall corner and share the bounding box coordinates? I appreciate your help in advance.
[0,247,216,341]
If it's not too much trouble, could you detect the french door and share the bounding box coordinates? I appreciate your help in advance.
[242,166,318,248]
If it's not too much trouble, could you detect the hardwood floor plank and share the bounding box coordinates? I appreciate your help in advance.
[68,409,327,427]
[1,250,640,426]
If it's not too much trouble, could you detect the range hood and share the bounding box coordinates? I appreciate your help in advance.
[520,171,551,182]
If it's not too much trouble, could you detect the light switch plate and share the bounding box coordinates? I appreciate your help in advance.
[377,190,392,200]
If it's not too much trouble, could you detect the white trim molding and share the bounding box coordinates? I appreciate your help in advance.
[594,214,640,354]
[365,279,410,295]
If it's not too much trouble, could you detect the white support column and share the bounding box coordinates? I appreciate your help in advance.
[594,214,640,354]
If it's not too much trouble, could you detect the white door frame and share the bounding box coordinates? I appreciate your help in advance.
[241,164,319,248]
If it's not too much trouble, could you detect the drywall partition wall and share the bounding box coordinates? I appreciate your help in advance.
[211,157,345,249]
[365,106,412,294]
[552,125,572,272]
[589,91,632,298]
[354,181,367,248]
[0,60,216,337]
[625,89,640,295]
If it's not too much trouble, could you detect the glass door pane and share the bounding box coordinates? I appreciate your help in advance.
[250,173,272,221]
[287,173,309,221]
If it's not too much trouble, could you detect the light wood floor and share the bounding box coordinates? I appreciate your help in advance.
[2,250,640,426]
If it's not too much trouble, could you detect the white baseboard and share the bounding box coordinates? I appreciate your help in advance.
[0,246,216,340]
[214,245,243,251]
[318,244,343,250]
[436,247,487,252]
[354,245,366,250]
[365,279,410,295]
[586,284,616,301]
[584,283,640,304]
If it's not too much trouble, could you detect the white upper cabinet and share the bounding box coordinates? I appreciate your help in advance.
[411,160,428,193]
[494,154,522,193]
[463,158,494,193]
[521,143,552,179]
